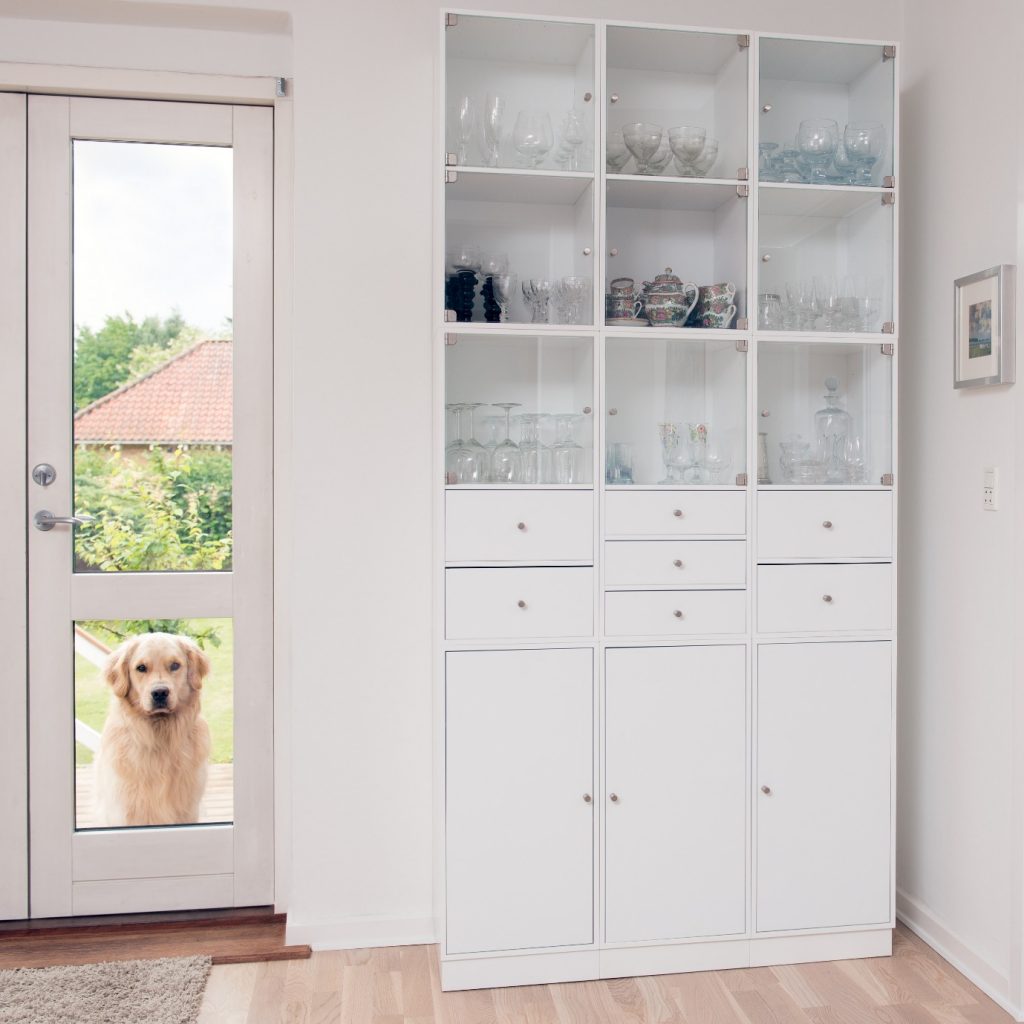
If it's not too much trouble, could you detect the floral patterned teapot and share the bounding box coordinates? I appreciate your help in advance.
[641,268,699,326]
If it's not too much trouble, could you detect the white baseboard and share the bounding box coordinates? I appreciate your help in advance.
[286,915,436,951]
[896,888,1020,1021]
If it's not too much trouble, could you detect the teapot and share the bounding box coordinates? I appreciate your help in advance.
[641,268,699,327]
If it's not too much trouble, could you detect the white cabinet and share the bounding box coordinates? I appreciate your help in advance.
[445,648,594,954]
[605,646,746,943]
[756,642,892,932]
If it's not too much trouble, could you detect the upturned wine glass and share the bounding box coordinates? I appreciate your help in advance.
[489,403,523,483]
[622,122,662,175]
[481,93,505,168]
[797,119,839,183]
[445,404,487,484]
[514,413,554,484]
[550,413,588,484]
[513,110,554,168]
[844,121,885,185]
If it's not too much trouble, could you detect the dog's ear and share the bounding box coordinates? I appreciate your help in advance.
[104,638,138,699]
[182,637,211,691]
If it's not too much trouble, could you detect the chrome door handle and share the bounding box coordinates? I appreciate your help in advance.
[34,510,95,532]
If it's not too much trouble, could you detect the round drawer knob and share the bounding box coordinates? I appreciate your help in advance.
[517,522,527,531]
[822,520,833,529]
[609,793,620,802]
[673,559,684,568]
[761,785,772,795]
[822,594,833,603]
[673,509,684,518]
[583,793,592,803]
[673,610,684,619]
[517,599,527,609]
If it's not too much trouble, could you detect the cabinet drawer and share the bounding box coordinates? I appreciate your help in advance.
[605,490,746,537]
[757,564,892,634]
[605,590,746,637]
[446,568,593,640]
[605,540,746,588]
[758,491,892,561]
[446,490,593,564]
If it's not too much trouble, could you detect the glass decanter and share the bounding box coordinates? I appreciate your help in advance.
[814,376,852,484]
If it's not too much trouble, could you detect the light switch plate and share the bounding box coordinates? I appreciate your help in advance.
[983,466,999,510]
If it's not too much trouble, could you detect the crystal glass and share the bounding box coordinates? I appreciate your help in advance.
[453,94,475,166]
[758,141,780,181]
[643,135,672,175]
[481,252,508,277]
[816,276,845,332]
[522,279,552,324]
[479,414,505,456]
[844,121,885,185]
[447,243,481,273]
[445,404,487,483]
[489,402,523,483]
[831,140,857,185]
[776,146,806,183]
[797,119,839,183]
[606,129,631,172]
[623,122,662,175]
[513,110,554,168]
[814,376,852,483]
[691,138,719,178]
[515,413,554,484]
[481,93,505,168]
[606,441,633,484]
[551,413,587,484]
[553,276,590,324]
[843,435,867,484]
[492,273,518,323]
[778,436,811,482]
[658,422,690,484]
[668,125,706,175]
[555,109,586,171]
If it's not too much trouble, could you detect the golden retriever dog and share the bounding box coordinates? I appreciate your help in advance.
[94,632,211,828]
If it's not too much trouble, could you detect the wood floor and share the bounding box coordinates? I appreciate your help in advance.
[197,925,1014,1024]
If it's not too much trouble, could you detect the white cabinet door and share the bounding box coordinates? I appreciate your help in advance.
[756,642,892,933]
[605,646,746,944]
[446,649,594,954]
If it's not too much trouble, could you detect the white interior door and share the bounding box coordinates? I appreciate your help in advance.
[756,641,892,932]
[605,645,746,944]
[25,95,274,917]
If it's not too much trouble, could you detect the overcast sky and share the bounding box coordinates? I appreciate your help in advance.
[73,140,233,336]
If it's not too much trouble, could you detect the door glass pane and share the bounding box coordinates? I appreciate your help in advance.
[72,141,233,573]
[74,618,233,830]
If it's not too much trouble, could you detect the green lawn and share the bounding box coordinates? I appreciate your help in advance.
[75,619,234,765]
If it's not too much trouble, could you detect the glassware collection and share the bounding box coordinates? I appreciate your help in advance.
[757,276,884,332]
[450,94,591,170]
[656,421,733,484]
[606,270,737,329]
[769,376,868,484]
[446,403,591,484]
[445,246,592,325]
[759,119,886,185]
[607,123,719,177]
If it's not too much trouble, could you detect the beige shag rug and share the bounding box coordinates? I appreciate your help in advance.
[0,956,211,1024]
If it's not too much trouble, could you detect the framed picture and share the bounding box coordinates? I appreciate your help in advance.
[954,264,1016,388]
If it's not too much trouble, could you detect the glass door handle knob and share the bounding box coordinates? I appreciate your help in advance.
[34,510,95,532]
[516,522,527,531]
[761,785,772,795]
[673,559,684,568]
[822,520,833,529]
[609,793,619,802]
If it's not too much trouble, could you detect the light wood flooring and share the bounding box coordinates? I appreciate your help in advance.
[197,924,1014,1024]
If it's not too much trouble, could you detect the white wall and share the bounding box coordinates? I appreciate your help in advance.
[897,0,1024,1015]
[0,0,904,949]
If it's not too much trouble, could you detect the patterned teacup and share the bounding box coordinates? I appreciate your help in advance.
[696,304,737,329]
[609,277,636,296]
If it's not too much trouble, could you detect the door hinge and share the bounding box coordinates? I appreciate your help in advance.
[881,472,894,486]
[737,183,749,198]
[883,44,896,61]
[275,77,287,98]
[446,152,458,166]
[737,34,751,49]
[445,333,458,346]
[445,169,458,184]
[882,321,895,334]
[737,167,749,181]
[446,12,458,27]
[881,342,894,356]
[736,472,749,487]
[444,308,457,323]
[882,192,895,206]
[883,174,895,189]
[735,335,749,350]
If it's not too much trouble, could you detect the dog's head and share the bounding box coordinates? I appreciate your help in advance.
[104,632,210,719]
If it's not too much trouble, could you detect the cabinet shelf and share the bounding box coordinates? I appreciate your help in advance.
[604,326,748,339]
[607,176,744,212]
[448,167,594,205]
[445,484,594,490]
[758,182,892,218]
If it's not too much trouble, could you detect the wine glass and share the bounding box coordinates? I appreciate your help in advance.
[481,252,508,278]
[554,276,590,324]
[445,404,487,484]
[643,135,672,175]
[492,273,518,323]
[691,137,719,177]
[843,435,867,483]
[668,125,706,175]
[797,119,839,183]
[622,122,662,175]
[606,128,631,172]
[515,413,553,484]
[551,414,588,484]
[844,121,885,185]
[453,94,475,166]
[489,403,523,483]
[658,422,689,484]
[522,279,552,323]
[555,109,586,170]
[481,93,505,168]
[513,110,554,168]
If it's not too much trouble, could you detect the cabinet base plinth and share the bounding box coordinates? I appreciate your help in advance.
[441,929,893,991]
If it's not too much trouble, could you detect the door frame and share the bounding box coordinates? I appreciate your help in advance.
[0,66,293,919]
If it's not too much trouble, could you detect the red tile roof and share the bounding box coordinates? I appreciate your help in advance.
[74,339,232,446]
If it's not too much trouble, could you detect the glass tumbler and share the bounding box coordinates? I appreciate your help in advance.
[797,119,839,183]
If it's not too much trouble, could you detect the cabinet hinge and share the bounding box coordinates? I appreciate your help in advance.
[737,183,749,198]
[883,44,896,61]
[444,308,457,323]
[275,77,287,98]
[882,321,895,334]
[881,342,894,356]
[445,169,458,184]
[445,332,458,346]
[445,471,457,484]
[735,335,749,350]
[883,174,895,189]
[737,34,751,49]
[446,152,458,166]
[881,472,894,486]
[445,12,458,27]
[735,472,748,487]
[881,192,895,206]
[737,167,749,181]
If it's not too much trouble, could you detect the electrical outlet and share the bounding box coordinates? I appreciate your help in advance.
[983,466,999,510]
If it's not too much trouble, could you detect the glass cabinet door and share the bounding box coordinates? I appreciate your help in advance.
[757,340,892,487]
[445,332,595,486]
[605,336,746,487]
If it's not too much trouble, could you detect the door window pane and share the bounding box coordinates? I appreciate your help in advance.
[72,141,233,573]
[74,618,233,830]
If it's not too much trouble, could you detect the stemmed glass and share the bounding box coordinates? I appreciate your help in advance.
[492,273,518,323]
[606,128,631,172]
[551,414,587,484]
[453,95,475,165]
[658,422,689,484]
[797,118,838,183]
[623,123,662,175]
[844,121,885,185]
[691,138,719,177]
[643,135,672,175]
[445,404,487,483]
[515,413,553,484]
[555,109,586,170]
[513,110,554,168]
[554,276,590,324]
[481,94,505,168]
[522,279,552,323]
[489,403,522,483]
[668,125,706,175]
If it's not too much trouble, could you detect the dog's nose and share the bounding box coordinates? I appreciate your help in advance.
[150,686,170,705]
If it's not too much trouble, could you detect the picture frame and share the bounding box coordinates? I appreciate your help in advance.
[954,264,1016,388]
